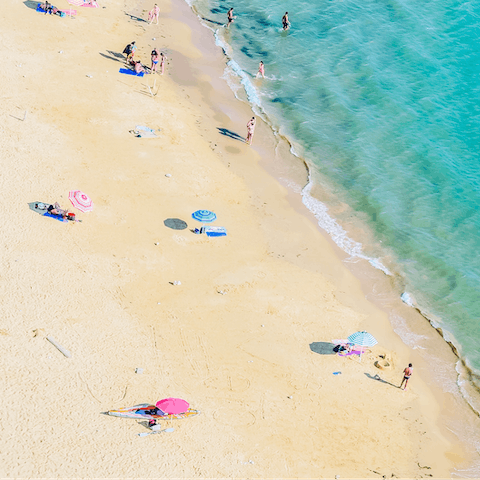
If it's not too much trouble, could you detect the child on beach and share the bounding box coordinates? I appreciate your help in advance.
[246,117,256,145]
[256,61,265,79]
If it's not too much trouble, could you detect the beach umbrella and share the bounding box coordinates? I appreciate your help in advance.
[156,397,189,415]
[69,190,93,212]
[191,210,216,223]
[347,331,377,362]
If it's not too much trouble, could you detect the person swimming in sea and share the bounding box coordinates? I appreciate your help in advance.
[282,12,290,31]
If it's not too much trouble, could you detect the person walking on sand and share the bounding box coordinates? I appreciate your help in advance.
[282,12,290,30]
[149,3,160,24]
[400,363,413,390]
[246,116,256,145]
[159,52,167,75]
[227,8,235,28]
[151,48,160,73]
[256,61,265,79]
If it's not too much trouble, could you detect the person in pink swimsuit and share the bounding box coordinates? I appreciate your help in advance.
[149,3,160,24]
[246,117,256,145]
[256,61,265,79]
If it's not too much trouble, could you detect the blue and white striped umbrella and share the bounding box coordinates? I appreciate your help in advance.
[347,331,378,347]
[192,210,217,223]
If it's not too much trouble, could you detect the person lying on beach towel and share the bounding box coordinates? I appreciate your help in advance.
[47,202,68,218]
[39,2,62,15]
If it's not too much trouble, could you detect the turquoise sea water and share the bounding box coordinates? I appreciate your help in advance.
[189,0,480,382]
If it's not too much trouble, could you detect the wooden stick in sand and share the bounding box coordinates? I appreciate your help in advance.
[46,335,72,358]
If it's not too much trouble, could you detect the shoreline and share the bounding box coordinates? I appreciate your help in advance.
[184,0,480,427]
[1,0,479,476]
[174,0,480,470]
[189,0,480,414]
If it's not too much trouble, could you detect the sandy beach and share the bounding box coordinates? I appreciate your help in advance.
[1,0,479,477]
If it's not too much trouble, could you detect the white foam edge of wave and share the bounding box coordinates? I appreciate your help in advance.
[301,178,391,275]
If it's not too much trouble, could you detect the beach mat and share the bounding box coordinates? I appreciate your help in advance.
[107,404,200,420]
[119,68,144,77]
[204,226,227,237]
[68,0,98,6]
[43,212,68,223]
[134,125,158,138]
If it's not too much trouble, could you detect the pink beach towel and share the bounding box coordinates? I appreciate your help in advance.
[61,9,77,15]
[68,0,98,7]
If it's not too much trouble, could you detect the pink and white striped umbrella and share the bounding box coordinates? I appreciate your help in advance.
[68,190,94,212]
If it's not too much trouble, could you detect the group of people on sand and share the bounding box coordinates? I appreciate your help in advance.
[123,41,166,75]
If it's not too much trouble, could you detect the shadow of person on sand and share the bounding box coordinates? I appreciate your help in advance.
[99,52,124,63]
[217,127,245,142]
[24,0,41,10]
[364,372,399,388]
[125,11,147,22]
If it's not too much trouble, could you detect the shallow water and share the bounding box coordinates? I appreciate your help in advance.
[190,0,480,383]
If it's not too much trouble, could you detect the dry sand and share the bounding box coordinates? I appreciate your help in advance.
[1,0,479,477]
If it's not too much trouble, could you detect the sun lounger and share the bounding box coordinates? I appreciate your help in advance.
[202,226,227,237]
[119,68,144,77]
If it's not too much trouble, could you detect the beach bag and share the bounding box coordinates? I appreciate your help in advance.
[123,44,132,55]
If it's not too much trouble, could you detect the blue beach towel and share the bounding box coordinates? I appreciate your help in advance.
[204,226,227,237]
[43,212,68,223]
[119,68,145,77]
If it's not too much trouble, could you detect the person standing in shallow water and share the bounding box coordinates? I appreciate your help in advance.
[246,117,256,145]
[282,12,290,30]
[399,363,413,390]
[256,61,265,79]
[227,8,235,28]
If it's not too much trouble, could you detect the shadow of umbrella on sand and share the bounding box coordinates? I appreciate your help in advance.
[23,1,41,10]
[164,218,188,230]
[28,201,51,215]
[309,342,337,355]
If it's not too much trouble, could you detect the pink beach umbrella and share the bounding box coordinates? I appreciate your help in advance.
[68,190,93,212]
[156,398,189,415]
